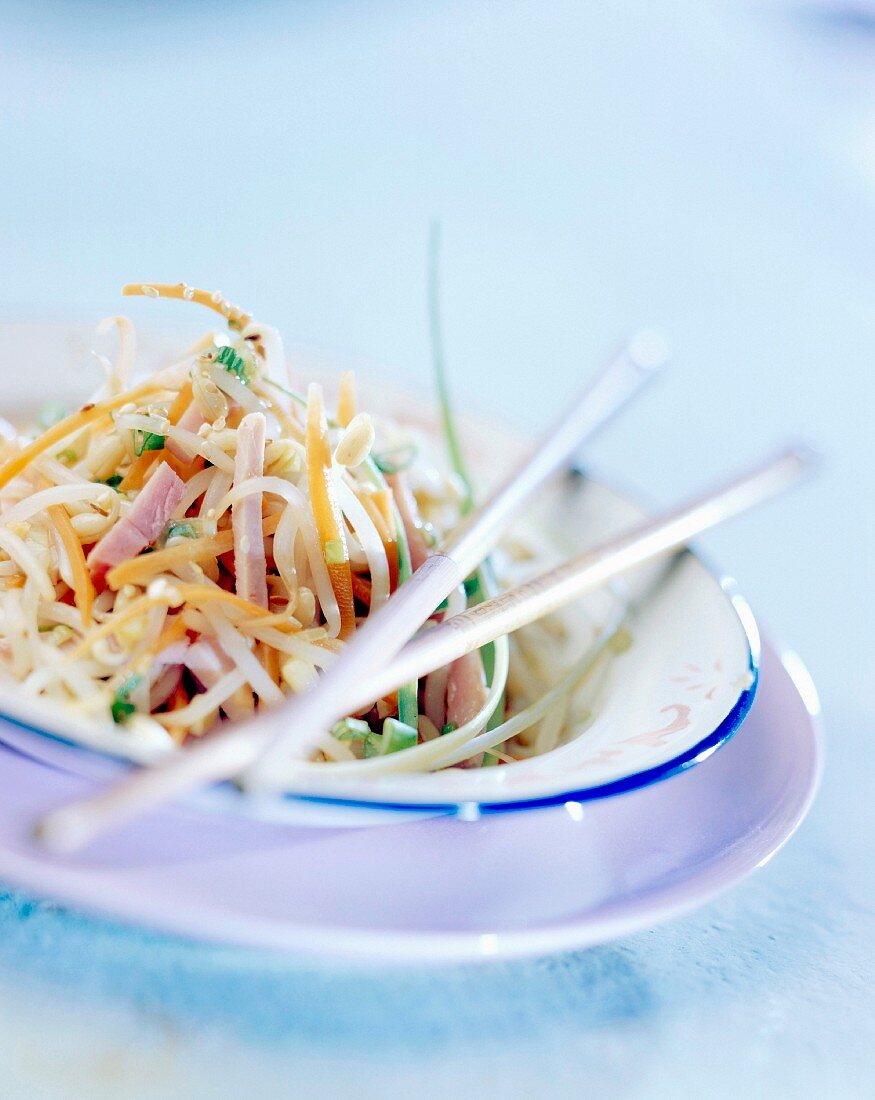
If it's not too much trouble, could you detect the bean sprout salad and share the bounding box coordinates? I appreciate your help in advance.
[0,285,620,774]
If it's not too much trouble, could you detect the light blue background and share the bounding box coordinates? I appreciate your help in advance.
[0,1,872,1095]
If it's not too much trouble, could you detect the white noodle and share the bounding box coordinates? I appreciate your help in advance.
[37,602,86,632]
[200,469,233,517]
[240,322,287,384]
[96,315,136,393]
[201,604,283,705]
[114,413,169,436]
[165,426,235,473]
[336,481,390,612]
[240,623,336,668]
[273,503,300,595]
[206,362,265,415]
[1,482,116,526]
[155,668,248,727]
[34,456,91,486]
[0,528,55,601]
[173,467,217,518]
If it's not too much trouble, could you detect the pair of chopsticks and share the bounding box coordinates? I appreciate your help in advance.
[36,339,813,852]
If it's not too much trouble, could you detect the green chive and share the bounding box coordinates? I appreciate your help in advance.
[331,717,372,742]
[166,521,198,541]
[372,442,418,476]
[216,344,251,384]
[133,430,165,457]
[381,717,418,754]
[110,674,142,725]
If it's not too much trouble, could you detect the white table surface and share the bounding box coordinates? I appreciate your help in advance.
[0,1,872,1096]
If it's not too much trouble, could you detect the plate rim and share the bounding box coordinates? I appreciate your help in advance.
[0,639,822,962]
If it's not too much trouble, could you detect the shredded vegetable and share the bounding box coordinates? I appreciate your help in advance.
[0,280,622,776]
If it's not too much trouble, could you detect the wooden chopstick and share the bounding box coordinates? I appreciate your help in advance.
[248,331,665,780]
[36,442,813,853]
[337,444,815,714]
[35,337,661,852]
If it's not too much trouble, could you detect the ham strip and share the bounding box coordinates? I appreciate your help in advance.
[165,401,204,462]
[87,462,184,582]
[232,412,268,608]
[387,472,431,570]
[446,650,489,767]
[446,650,488,728]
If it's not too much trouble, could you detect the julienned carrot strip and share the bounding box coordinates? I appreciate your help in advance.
[119,451,159,491]
[351,572,372,608]
[167,382,194,425]
[168,681,189,711]
[360,489,398,590]
[167,583,275,620]
[236,611,302,635]
[105,513,282,590]
[164,452,204,482]
[258,641,282,687]
[336,371,357,428]
[74,582,273,659]
[121,283,252,332]
[305,383,356,638]
[47,504,94,627]
[0,379,164,492]
[150,613,188,655]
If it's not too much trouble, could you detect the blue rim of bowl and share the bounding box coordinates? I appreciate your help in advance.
[282,579,761,815]
[0,577,760,817]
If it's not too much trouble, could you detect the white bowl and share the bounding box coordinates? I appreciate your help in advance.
[0,320,758,820]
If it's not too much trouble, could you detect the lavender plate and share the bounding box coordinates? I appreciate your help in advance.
[0,640,821,961]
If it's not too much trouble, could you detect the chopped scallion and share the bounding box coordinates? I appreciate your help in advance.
[372,442,418,476]
[331,717,383,757]
[331,717,372,742]
[216,343,252,384]
[110,674,142,725]
[166,521,198,541]
[381,717,418,754]
[133,430,165,457]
